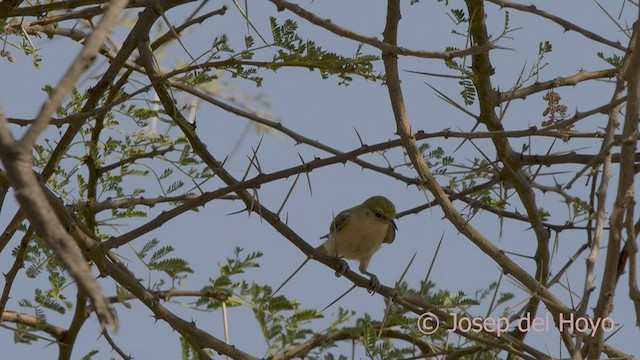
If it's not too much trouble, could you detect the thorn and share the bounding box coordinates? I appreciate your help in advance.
[272,257,311,296]
[321,284,357,312]
[353,127,365,146]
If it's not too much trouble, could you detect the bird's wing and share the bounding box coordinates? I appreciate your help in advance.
[320,209,352,239]
[330,210,351,233]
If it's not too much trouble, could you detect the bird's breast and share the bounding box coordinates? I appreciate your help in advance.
[322,216,389,261]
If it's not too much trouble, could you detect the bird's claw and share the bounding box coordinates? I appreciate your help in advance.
[367,274,380,294]
[334,259,349,277]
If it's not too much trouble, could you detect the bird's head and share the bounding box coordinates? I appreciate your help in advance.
[363,196,397,230]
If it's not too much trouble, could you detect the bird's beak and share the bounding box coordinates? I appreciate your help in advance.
[389,218,397,230]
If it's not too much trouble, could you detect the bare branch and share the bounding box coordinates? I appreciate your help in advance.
[0,0,129,332]
[20,0,129,149]
[487,0,625,51]
[500,69,617,102]
[588,12,640,358]
[269,0,496,60]
[0,229,32,322]
[1,311,66,341]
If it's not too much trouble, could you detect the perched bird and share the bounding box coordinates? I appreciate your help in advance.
[319,195,397,291]
[273,196,397,295]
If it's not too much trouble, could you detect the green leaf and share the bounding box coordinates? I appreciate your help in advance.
[138,238,160,259]
[81,350,99,360]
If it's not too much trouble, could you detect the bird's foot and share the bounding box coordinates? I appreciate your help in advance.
[366,274,380,294]
[334,259,349,277]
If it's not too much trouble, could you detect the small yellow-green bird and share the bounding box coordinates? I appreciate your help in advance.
[273,196,397,295]
[319,195,397,290]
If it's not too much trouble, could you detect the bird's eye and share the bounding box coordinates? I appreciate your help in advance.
[375,212,383,218]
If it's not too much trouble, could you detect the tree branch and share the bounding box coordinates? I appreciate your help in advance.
[0,0,129,332]
[588,13,640,358]
[269,0,496,60]
[487,0,625,51]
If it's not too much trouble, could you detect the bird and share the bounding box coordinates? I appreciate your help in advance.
[319,195,397,291]
[272,195,397,295]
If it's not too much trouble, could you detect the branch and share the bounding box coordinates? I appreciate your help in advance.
[72,193,238,213]
[0,210,25,253]
[0,0,149,260]
[20,1,127,149]
[0,229,32,321]
[98,145,174,175]
[381,0,580,354]
[0,0,129,332]
[0,118,118,331]
[268,0,496,60]
[101,329,132,360]
[150,5,228,50]
[416,127,608,140]
[41,141,257,360]
[100,254,257,359]
[272,327,435,360]
[588,13,640,358]
[1,310,66,341]
[59,291,89,360]
[500,69,617,102]
[4,0,119,17]
[520,151,640,167]
[464,0,564,347]
[487,0,625,51]
[132,8,524,355]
